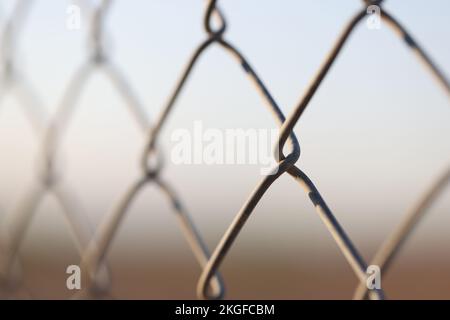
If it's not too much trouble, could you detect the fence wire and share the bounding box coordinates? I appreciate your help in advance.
[0,0,448,300]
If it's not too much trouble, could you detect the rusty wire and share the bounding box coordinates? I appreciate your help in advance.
[198,0,448,300]
[0,0,449,300]
[196,0,385,301]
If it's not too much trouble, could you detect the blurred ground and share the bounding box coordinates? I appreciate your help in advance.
[6,243,450,300]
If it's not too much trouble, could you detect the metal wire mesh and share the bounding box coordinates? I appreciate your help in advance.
[0,0,448,300]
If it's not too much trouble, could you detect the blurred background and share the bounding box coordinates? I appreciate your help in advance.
[0,0,449,299]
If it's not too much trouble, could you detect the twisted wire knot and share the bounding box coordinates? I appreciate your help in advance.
[204,0,227,38]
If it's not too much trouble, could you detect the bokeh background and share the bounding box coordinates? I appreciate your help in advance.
[0,0,449,299]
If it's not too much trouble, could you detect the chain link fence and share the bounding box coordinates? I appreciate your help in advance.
[0,0,448,300]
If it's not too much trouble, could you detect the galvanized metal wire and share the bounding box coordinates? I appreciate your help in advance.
[0,0,114,297]
[0,0,448,300]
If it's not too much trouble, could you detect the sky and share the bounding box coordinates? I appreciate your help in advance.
[0,0,449,255]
